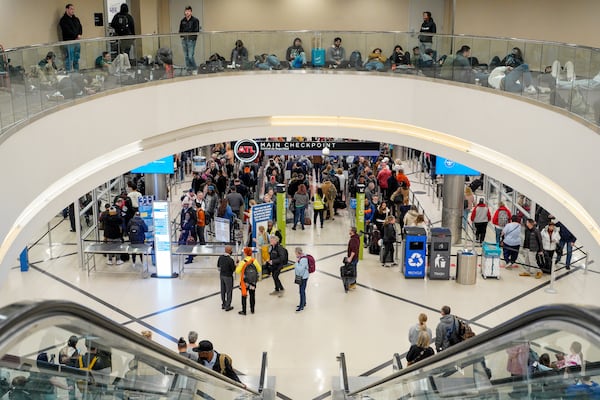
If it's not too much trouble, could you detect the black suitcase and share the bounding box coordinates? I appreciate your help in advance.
[340,262,355,292]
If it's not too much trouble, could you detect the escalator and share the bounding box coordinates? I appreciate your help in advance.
[0,301,265,400]
[341,304,600,399]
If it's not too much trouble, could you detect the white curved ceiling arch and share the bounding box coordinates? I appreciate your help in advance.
[0,73,597,279]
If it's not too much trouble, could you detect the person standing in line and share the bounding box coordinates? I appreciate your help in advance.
[294,247,309,312]
[419,11,437,52]
[179,5,200,74]
[470,198,491,244]
[111,3,136,56]
[235,247,261,315]
[540,221,560,273]
[218,245,236,312]
[59,3,82,72]
[463,186,475,231]
[501,216,522,269]
[312,186,325,228]
[520,218,544,279]
[408,313,432,346]
[435,305,455,353]
[267,235,286,296]
[492,201,512,244]
[381,215,398,267]
[345,227,360,292]
[555,220,576,270]
[292,183,309,230]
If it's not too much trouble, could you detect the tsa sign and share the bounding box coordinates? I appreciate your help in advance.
[435,157,480,176]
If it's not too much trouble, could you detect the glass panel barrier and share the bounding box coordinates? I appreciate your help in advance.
[1,31,599,139]
[348,304,600,399]
[0,301,260,400]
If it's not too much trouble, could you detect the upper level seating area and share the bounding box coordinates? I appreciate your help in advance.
[1,31,600,136]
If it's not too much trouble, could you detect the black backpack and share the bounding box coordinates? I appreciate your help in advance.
[243,260,259,285]
[113,14,130,36]
[349,51,363,69]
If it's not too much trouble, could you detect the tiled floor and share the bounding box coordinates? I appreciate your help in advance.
[0,164,597,400]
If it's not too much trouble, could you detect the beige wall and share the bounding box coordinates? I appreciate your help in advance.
[1,0,598,56]
[0,0,104,48]
[454,0,600,49]
[202,0,411,32]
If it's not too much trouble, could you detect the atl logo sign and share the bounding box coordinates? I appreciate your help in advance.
[234,139,259,162]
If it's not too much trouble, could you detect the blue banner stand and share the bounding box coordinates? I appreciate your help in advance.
[20,247,29,272]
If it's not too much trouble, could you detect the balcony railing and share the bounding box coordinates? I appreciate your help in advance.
[1,31,599,137]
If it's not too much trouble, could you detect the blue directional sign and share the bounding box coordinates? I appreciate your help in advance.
[436,157,479,176]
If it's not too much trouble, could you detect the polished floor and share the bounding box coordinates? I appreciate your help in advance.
[1,165,598,400]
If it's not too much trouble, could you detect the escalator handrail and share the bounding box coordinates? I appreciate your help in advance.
[0,300,260,396]
[348,303,600,396]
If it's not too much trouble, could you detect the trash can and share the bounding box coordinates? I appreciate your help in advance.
[481,242,501,279]
[456,249,478,284]
[401,226,427,278]
[429,227,451,280]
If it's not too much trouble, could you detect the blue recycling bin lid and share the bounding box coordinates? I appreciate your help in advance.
[404,226,427,236]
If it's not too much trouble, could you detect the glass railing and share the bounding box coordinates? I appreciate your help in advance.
[0,301,260,400]
[348,304,600,399]
[1,31,599,136]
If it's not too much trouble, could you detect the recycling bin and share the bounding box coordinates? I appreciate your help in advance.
[481,242,501,279]
[456,249,478,285]
[401,226,427,278]
[429,227,451,280]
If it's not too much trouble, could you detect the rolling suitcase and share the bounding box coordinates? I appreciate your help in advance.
[311,33,325,67]
[340,262,355,292]
[369,227,381,255]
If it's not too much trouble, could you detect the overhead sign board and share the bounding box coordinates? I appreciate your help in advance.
[435,157,480,176]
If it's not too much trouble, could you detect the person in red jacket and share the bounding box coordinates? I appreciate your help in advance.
[492,202,512,244]
[470,198,491,244]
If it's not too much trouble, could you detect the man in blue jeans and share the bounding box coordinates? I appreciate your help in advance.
[59,4,82,72]
[179,6,200,73]
[555,221,576,270]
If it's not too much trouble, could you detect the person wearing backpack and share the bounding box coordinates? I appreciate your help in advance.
[492,202,512,245]
[434,305,455,352]
[193,340,241,383]
[127,212,148,266]
[294,247,310,312]
[110,4,135,56]
[235,247,261,315]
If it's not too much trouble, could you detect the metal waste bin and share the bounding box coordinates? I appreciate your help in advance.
[401,226,427,278]
[456,249,478,284]
[429,227,451,280]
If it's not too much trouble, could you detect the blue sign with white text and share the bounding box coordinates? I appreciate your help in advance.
[132,155,174,174]
[435,157,480,176]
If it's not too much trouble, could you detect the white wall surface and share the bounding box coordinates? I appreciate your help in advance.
[0,73,598,282]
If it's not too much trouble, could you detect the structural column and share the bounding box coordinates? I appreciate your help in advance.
[146,174,169,201]
[441,175,465,245]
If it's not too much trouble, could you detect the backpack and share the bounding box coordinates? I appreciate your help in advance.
[349,51,362,69]
[243,259,259,285]
[497,209,509,227]
[447,317,475,346]
[327,185,337,201]
[113,14,130,36]
[303,254,316,273]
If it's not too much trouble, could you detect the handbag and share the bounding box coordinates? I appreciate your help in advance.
[294,274,303,285]
[535,252,547,269]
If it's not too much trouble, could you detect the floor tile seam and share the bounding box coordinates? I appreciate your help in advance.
[28,263,178,343]
[467,267,581,323]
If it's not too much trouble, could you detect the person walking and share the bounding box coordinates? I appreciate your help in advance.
[294,247,309,312]
[266,235,287,296]
[501,216,522,269]
[235,247,261,315]
[218,245,235,311]
[470,198,491,244]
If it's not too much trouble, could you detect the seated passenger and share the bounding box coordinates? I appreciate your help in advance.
[440,45,475,83]
[231,40,248,65]
[286,37,306,68]
[501,47,524,68]
[95,51,112,71]
[38,51,58,72]
[326,37,347,68]
[488,64,539,94]
[364,48,386,71]
[255,53,281,70]
[389,45,411,70]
